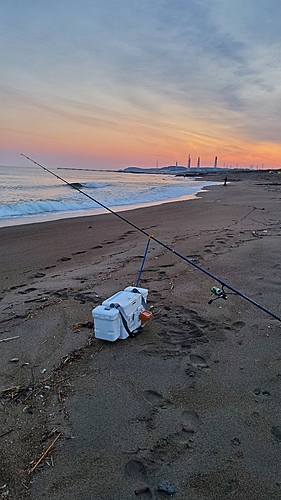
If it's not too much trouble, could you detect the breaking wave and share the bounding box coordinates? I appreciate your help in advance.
[0,198,100,218]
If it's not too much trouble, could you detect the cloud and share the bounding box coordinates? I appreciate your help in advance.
[1,0,281,165]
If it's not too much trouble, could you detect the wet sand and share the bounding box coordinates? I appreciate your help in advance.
[1,172,281,499]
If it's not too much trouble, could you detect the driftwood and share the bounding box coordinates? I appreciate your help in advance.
[28,433,61,475]
[0,336,20,343]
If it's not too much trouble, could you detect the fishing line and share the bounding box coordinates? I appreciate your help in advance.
[21,154,281,323]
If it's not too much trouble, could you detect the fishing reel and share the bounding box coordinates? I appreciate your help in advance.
[208,285,227,304]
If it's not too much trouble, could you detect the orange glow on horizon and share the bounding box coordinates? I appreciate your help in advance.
[1,106,281,169]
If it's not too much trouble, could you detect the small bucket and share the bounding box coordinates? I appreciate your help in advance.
[139,310,152,323]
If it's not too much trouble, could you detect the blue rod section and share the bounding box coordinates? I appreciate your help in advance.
[136,237,151,287]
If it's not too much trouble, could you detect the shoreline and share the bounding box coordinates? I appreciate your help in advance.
[1,173,281,499]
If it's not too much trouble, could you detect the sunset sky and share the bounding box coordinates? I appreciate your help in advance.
[1,1,281,170]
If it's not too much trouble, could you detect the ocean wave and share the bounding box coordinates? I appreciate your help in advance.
[0,180,220,220]
[0,198,99,218]
[68,181,111,189]
[84,181,111,189]
[3,181,111,192]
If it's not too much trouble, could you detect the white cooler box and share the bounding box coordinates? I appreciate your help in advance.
[92,287,149,341]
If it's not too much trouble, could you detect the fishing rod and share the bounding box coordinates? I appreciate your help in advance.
[21,153,281,323]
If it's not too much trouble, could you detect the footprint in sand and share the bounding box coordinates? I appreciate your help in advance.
[134,487,152,498]
[144,390,163,404]
[33,272,46,278]
[150,291,163,298]
[232,321,246,329]
[172,410,202,446]
[125,460,147,482]
[172,430,194,446]
[124,460,152,498]
[181,409,202,433]
[189,354,209,369]
[18,287,37,295]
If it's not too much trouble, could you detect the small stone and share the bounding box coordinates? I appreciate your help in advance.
[156,480,176,495]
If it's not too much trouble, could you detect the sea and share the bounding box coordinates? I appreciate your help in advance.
[0,165,220,228]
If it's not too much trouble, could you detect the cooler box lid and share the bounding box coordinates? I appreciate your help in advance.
[102,291,141,311]
[92,305,120,320]
[124,286,148,298]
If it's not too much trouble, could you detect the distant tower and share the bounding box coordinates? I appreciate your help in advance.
[214,156,218,169]
[197,157,200,168]
[176,161,178,167]
[187,154,191,168]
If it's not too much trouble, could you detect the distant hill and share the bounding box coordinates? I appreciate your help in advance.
[122,165,190,174]
[121,165,232,175]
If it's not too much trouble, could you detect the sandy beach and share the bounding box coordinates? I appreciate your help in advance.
[1,171,281,500]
